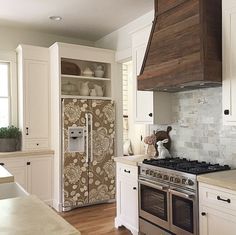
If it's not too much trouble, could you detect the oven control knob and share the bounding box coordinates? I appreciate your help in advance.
[157,173,162,178]
[170,176,174,182]
[150,170,154,176]
[182,178,187,185]
[146,170,150,175]
[175,178,181,183]
[187,179,194,186]
[163,175,169,180]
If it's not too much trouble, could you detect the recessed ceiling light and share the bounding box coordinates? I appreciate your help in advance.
[49,16,62,21]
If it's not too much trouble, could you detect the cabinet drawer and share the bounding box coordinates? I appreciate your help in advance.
[200,184,236,213]
[25,139,49,150]
[117,163,138,178]
[0,158,26,168]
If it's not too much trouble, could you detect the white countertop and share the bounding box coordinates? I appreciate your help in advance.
[114,155,149,166]
[197,169,236,191]
[0,166,14,184]
[0,150,54,158]
[0,195,80,235]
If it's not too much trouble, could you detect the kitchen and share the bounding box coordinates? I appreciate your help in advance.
[0,0,236,235]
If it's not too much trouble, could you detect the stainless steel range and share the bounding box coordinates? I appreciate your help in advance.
[138,158,230,235]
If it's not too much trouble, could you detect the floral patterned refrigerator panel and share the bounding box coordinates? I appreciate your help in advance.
[62,98,115,211]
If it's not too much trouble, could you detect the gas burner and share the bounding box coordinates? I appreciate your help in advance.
[142,158,230,175]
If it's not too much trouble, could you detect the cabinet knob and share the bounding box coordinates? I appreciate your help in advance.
[148,113,153,117]
[224,110,230,115]
[201,212,206,216]
[26,127,29,135]
[27,162,31,166]
[36,143,39,146]
[124,169,131,174]
[133,187,137,190]
[0,163,5,166]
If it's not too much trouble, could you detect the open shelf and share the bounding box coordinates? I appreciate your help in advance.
[61,95,112,100]
[61,74,111,81]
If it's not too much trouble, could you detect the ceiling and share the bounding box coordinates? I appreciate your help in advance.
[0,0,154,41]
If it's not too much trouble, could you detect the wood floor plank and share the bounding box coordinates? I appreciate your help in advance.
[59,203,132,235]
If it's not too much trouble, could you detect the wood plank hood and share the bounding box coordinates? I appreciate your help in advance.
[138,0,222,92]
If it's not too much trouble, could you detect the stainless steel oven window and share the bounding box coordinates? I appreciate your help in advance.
[140,184,168,221]
[172,194,194,233]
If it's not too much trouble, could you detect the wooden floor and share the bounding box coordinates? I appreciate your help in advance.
[60,203,132,235]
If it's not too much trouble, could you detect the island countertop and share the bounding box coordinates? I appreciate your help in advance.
[0,195,80,235]
[197,169,236,191]
[0,166,14,184]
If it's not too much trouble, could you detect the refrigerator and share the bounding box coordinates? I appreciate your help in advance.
[62,98,116,211]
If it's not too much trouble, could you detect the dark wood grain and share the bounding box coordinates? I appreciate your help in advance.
[60,203,131,235]
[138,0,222,91]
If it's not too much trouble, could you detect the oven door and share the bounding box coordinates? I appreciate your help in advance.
[169,188,198,235]
[139,178,170,230]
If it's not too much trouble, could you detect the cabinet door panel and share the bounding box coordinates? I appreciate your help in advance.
[27,156,52,203]
[223,7,236,124]
[119,176,138,228]
[200,206,236,235]
[25,60,49,139]
[134,45,153,123]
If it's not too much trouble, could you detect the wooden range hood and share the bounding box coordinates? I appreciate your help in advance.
[138,0,222,92]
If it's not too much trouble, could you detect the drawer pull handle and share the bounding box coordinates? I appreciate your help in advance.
[0,163,5,166]
[27,162,31,166]
[133,187,137,190]
[217,196,231,203]
[26,127,29,135]
[124,169,131,174]
[201,212,206,216]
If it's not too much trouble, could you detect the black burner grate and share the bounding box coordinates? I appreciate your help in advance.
[142,158,230,175]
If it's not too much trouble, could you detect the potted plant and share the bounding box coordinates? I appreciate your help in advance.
[0,126,21,152]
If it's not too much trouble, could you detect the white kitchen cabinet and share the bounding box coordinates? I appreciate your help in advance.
[132,26,172,124]
[0,155,53,205]
[115,162,139,235]
[27,156,53,205]
[16,45,50,150]
[222,1,236,125]
[0,157,27,189]
[199,182,236,235]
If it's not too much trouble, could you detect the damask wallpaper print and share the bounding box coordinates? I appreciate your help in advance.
[62,99,115,209]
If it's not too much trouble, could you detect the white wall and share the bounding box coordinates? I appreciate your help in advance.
[95,10,154,52]
[0,25,94,127]
[0,25,94,51]
[96,10,154,155]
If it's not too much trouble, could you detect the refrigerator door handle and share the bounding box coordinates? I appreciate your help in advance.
[90,113,93,162]
[85,113,89,163]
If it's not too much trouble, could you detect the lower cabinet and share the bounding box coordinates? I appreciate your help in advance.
[199,183,236,235]
[200,206,236,235]
[0,155,53,205]
[115,162,139,235]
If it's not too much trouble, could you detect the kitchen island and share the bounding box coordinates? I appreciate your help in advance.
[0,195,80,235]
[0,165,14,184]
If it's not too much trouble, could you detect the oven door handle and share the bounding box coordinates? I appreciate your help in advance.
[169,189,195,200]
[139,179,169,191]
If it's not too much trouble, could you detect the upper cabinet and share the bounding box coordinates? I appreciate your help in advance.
[222,0,236,125]
[132,26,172,124]
[16,45,50,150]
[138,0,222,92]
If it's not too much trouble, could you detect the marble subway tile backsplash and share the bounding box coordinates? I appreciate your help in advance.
[151,87,236,167]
